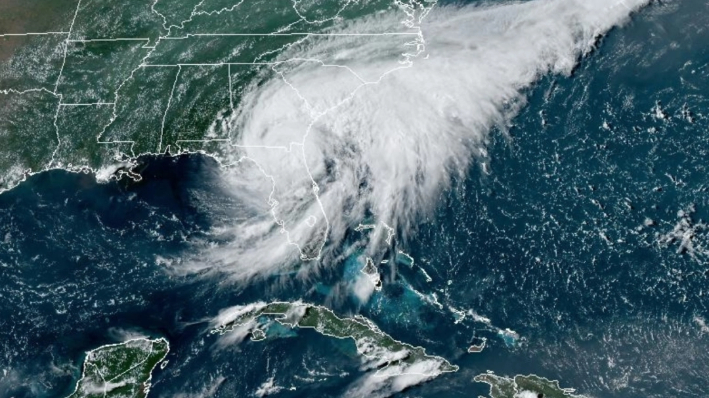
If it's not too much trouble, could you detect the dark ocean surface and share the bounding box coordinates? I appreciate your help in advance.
[1,1,709,397]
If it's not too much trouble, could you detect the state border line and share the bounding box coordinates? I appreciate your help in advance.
[53,0,83,94]
[162,32,419,39]
[0,32,70,37]
[140,63,273,67]
[1,32,417,38]
[59,102,115,106]
[1,31,418,41]
[67,38,151,43]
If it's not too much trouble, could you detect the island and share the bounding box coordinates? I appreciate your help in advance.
[66,337,169,398]
[475,373,585,398]
[467,337,487,353]
[211,301,458,376]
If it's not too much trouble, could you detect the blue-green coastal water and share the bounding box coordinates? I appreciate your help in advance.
[1,1,709,397]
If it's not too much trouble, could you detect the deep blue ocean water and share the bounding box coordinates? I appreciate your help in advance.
[2,2,709,397]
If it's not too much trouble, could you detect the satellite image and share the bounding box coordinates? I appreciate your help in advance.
[1,0,708,397]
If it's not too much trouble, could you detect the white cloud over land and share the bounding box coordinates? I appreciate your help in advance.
[188,0,651,280]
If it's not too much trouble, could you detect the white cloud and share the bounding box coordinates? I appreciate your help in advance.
[516,391,541,398]
[189,0,651,280]
[210,302,267,328]
[343,358,445,398]
[254,376,284,397]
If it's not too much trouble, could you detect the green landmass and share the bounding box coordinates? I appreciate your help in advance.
[474,373,586,398]
[67,338,169,398]
[0,0,432,191]
[212,301,458,374]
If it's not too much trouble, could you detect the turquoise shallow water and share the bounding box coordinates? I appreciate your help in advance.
[1,2,709,397]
